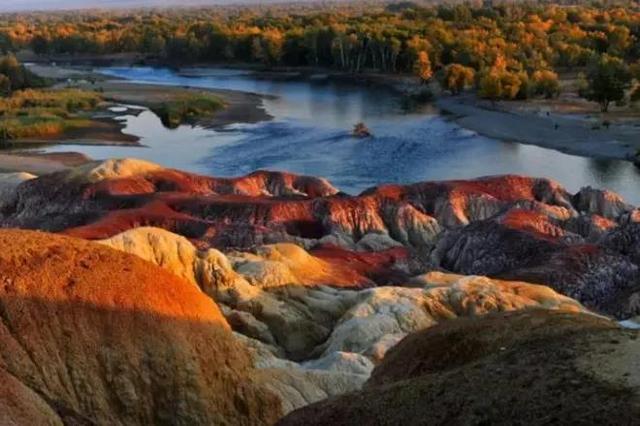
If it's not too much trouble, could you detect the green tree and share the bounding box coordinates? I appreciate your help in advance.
[579,54,632,112]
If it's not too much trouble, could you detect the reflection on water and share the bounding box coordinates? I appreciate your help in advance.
[35,67,640,204]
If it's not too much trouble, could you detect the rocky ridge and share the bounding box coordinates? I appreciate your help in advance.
[2,159,639,318]
[0,159,638,422]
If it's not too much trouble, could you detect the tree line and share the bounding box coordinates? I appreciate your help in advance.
[1,2,640,110]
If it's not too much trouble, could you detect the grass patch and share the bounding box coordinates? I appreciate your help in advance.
[0,89,102,141]
[150,93,225,129]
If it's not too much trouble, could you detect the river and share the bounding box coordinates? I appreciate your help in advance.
[37,66,640,203]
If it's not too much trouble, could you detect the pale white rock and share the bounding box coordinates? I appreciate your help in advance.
[233,333,292,368]
[364,333,407,363]
[302,351,374,376]
[235,260,298,288]
[318,287,437,356]
[99,228,590,365]
[318,272,590,358]
[385,203,441,248]
[238,333,368,415]
[226,309,278,346]
[99,228,361,357]
[65,158,162,183]
[98,227,204,287]
[256,368,367,415]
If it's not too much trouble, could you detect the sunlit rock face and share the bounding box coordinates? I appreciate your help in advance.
[313,272,588,362]
[99,227,364,359]
[0,229,281,425]
[100,228,589,361]
[4,158,640,319]
[279,310,640,426]
[97,226,592,416]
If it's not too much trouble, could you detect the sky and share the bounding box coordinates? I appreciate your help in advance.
[0,0,308,12]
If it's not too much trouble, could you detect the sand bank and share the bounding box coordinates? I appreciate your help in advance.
[437,95,640,162]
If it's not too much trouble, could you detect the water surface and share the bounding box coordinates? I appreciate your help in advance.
[37,67,640,204]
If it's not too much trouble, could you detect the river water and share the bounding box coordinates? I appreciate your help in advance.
[37,66,640,203]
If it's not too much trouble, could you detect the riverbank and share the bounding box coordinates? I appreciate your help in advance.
[31,64,271,127]
[23,64,271,142]
[0,151,92,174]
[436,94,640,162]
[91,81,270,129]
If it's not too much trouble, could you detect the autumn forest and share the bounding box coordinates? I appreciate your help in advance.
[0,1,639,109]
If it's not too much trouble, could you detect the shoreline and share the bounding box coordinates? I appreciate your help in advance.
[94,81,271,129]
[24,63,272,142]
[0,151,92,175]
[436,95,640,164]
[179,64,640,164]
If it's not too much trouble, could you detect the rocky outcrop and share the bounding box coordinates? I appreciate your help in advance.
[573,186,633,219]
[600,222,640,264]
[255,367,366,416]
[314,272,588,361]
[279,310,640,426]
[232,333,369,415]
[3,159,640,316]
[101,227,591,364]
[432,219,640,317]
[98,227,589,365]
[99,227,365,359]
[0,229,281,425]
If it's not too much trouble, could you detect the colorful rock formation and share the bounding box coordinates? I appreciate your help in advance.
[2,159,640,422]
[279,310,640,425]
[2,159,638,318]
[0,229,281,425]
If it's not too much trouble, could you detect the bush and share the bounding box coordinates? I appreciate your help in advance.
[0,89,102,140]
[151,93,224,128]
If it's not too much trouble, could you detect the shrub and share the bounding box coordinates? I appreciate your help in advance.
[151,93,224,129]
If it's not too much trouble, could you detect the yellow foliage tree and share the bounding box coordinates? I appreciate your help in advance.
[531,69,560,98]
[415,51,433,83]
[442,63,475,94]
